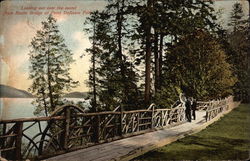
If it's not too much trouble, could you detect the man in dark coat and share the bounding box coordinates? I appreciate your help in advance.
[191,98,197,120]
[185,98,192,122]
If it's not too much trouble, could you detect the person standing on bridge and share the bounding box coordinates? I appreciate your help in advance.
[185,97,192,122]
[191,97,197,120]
[179,92,187,105]
[179,93,191,122]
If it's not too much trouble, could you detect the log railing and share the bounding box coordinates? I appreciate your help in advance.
[0,105,185,160]
[205,96,233,121]
[0,96,233,160]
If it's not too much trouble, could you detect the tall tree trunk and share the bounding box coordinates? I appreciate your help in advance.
[248,0,250,71]
[41,88,48,116]
[46,38,55,111]
[159,33,163,89]
[144,0,153,106]
[154,32,160,94]
[248,0,250,100]
[92,22,97,111]
[117,0,128,104]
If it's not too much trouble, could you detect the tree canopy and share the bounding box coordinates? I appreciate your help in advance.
[29,15,78,116]
[155,30,237,107]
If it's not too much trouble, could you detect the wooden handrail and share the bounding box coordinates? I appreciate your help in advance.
[0,116,65,124]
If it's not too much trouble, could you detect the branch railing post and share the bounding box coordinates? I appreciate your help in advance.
[151,105,155,129]
[60,107,70,150]
[14,122,23,160]
[205,111,208,122]
[0,123,6,146]
[120,107,123,137]
[137,112,140,132]
[161,110,164,127]
[94,114,101,143]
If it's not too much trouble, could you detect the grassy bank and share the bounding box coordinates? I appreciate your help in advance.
[134,104,250,160]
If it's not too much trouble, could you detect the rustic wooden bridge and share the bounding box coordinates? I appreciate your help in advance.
[0,96,236,160]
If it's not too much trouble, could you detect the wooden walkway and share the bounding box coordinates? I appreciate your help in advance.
[45,110,218,161]
[0,97,236,161]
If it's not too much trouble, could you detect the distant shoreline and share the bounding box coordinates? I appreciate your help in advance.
[0,84,88,99]
[0,97,87,99]
[0,97,34,98]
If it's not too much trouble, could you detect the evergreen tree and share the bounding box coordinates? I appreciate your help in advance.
[247,0,250,102]
[157,30,236,107]
[227,2,249,102]
[142,0,153,106]
[84,11,102,112]
[84,0,230,109]
[85,10,122,111]
[228,2,246,32]
[130,0,218,106]
[29,15,78,116]
[105,0,140,109]
[84,7,139,111]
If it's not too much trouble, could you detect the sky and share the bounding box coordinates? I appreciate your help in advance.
[0,0,249,93]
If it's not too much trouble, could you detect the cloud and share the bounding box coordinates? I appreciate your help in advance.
[72,31,91,56]
[0,35,4,46]
[6,21,36,46]
[69,31,91,92]
[72,31,85,42]
[52,13,68,23]
[0,56,10,84]
[1,50,31,90]
[0,0,107,91]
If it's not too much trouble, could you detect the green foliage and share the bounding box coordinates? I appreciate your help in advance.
[129,0,220,105]
[29,15,78,116]
[157,30,236,105]
[154,84,180,108]
[83,0,237,109]
[84,3,140,111]
[228,2,246,32]
[227,2,249,102]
